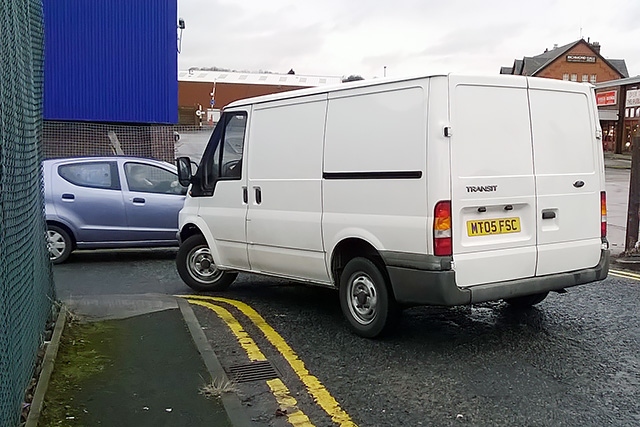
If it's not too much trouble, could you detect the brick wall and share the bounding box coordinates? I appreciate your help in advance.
[536,42,622,83]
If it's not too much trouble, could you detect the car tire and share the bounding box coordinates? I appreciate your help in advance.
[504,291,549,308]
[339,257,397,338]
[176,234,237,291]
[47,225,73,264]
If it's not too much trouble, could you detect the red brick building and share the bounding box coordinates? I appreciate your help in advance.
[500,39,628,84]
[178,70,342,125]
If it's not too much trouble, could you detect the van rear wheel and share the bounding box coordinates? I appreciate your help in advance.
[339,257,397,338]
[176,234,237,291]
[504,291,549,307]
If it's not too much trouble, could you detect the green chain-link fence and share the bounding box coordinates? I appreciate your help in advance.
[0,0,57,425]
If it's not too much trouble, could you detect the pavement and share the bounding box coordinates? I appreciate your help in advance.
[29,152,635,427]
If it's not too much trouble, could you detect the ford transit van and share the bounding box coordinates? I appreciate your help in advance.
[175,74,609,337]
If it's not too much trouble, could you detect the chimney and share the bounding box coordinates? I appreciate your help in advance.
[553,44,558,49]
[591,41,601,54]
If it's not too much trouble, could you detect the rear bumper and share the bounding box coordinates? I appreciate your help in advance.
[382,250,610,306]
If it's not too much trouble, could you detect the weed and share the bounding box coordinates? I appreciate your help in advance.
[199,378,238,398]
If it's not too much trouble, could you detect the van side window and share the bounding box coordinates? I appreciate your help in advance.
[219,114,247,179]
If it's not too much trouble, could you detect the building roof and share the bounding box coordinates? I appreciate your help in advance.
[500,39,629,78]
[595,75,640,89]
[178,70,343,87]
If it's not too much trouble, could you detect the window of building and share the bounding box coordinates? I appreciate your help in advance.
[591,74,597,84]
[582,74,589,82]
[571,74,578,82]
[562,73,569,81]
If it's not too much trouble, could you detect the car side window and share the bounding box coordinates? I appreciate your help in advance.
[58,162,119,189]
[125,162,187,195]
[219,113,247,180]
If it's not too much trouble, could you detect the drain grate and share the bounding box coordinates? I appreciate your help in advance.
[227,361,279,383]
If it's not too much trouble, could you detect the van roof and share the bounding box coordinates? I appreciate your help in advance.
[224,73,592,109]
[225,74,447,108]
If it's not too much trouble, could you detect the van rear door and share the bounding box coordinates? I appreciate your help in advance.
[448,76,537,287]
[527,78,603,275]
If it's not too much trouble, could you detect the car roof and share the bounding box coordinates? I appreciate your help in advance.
[42,156,175,169]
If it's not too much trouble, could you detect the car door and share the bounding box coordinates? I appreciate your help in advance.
[122,160,187,242]
[448,76,538,287]
[52,160,128,244]
[196,110,251,269]
[527,79,603,275]
[245,97,328,282]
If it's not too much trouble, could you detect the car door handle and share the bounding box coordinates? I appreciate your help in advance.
[573,180,585,188]
[132,197,145,204]
[61,193,75,200]
[254,187,262,205]
[542,211,556,219]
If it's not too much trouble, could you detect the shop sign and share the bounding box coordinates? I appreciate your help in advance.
[625,107,640,118]
[566,55,596,63]
[626,89,640,107]
[597,90,617,106]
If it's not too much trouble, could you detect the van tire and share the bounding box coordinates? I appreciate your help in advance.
[339,257,396,338]
[47,225,73,264]
[504,291,549,307]
[176,234,237,291]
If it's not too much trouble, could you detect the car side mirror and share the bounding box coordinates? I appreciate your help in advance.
[176,157,193,187]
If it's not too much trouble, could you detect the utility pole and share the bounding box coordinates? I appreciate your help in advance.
[625,135,640,252]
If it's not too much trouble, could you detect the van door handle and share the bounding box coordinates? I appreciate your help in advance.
[504,205,513,211]
[542,211,556,219]
[477,207,486,213]
[254,187,262,204]
[573,180,585,188]
[242,186,248,204]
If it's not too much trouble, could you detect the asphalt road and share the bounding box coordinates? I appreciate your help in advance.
[54,251,640,427]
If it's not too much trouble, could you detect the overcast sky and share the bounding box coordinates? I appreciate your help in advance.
[177,0,640,79]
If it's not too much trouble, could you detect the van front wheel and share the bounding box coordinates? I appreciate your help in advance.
[176,234,237,291]
[339,257,396,338]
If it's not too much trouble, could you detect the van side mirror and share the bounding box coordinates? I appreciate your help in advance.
[176,157,193,187]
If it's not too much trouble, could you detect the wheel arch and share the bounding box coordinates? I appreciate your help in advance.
[178,219,223,265]
[46,220,76,250]
[330,238,391,292]
[178,222,203,243]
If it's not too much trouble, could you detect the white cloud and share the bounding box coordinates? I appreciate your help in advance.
[177,0,639,79]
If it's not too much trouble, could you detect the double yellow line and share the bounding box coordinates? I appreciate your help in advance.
[609,268,640,281]
[183,295,357,427]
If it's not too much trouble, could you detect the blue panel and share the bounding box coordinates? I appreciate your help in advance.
[43,0,178,124]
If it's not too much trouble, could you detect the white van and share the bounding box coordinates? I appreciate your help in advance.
[175,74,609,337]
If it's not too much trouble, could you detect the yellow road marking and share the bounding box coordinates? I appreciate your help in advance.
[188,299,265,362]
[185,295,358,427]
[187,299,314,427]
[609,269,640,281]
[267,378,315,427]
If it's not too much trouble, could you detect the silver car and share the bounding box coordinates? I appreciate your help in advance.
[44,156,187,263]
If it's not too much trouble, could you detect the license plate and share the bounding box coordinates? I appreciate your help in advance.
[467,217,521,237]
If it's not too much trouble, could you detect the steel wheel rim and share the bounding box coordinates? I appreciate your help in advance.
[348,273,378,325]
[47,230,66,260]
[188,246,222,283]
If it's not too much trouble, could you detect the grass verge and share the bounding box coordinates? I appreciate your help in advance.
[38,319,117,427]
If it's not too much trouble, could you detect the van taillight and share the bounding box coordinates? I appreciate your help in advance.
[434,200,452,256]
[601,191,607,238]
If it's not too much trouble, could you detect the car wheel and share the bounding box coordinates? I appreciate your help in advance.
[47,225,72,264]
[504,291,549,308]
[176,234,237,291]
[339,257,397,338]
